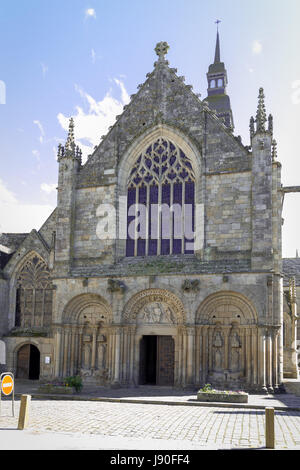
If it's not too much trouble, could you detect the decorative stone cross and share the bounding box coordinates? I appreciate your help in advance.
[155,41,170,60]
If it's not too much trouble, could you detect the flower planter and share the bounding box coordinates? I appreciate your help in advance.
[37,384,73,395]
[197,391,248,403]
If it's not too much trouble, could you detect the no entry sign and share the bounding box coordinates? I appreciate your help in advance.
[0,372,15,417]
[1,374,14,396]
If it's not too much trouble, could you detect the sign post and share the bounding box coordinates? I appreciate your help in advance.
[0,372,15,417]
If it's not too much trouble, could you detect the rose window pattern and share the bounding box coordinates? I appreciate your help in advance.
[126,138,195,257]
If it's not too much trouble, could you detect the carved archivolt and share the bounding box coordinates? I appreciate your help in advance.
[196,291,258,326]
[62,294,112,325]
[122,289,186,324]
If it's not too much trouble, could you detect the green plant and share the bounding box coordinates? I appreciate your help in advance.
[64,375,83,393]
[199,383,214,393]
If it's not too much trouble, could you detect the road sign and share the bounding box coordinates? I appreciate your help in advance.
[0,372,15,416]
[1,374,14,396]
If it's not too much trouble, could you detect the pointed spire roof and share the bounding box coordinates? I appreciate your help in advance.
[205,24,234,130]
[214,30,221,64]
[255,87,267,132]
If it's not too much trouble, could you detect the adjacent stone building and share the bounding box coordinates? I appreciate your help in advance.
[0,35,298,391]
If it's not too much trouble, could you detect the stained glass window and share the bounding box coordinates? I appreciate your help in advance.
[126,138,195,257]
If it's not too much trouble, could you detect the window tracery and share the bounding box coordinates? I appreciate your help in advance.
[15,254,53,328]
[126,137,195,257]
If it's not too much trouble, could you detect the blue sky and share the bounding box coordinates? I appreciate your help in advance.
[0,0,299,257]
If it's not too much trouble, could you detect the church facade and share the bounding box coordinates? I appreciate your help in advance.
[0,36,298,392]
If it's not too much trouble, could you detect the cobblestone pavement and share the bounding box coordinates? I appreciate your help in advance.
[1,399,300,450]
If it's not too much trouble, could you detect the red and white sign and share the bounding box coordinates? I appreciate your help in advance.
[1,374,14,396]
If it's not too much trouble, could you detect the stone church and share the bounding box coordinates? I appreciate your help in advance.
[0,34,299,392]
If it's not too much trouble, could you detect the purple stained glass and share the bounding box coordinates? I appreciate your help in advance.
[126,187,136,257]
[173,182,182,254]
[148,184,158,256]
[184,181,195,254]
[161,184,170,255]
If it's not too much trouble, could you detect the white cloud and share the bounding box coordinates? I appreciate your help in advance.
[0,179,54,233]
[85,8,96,19]
[291,80,300,105]
[252,40,262,55]
[32,149,40,161]
[57,79,130,163]
[33,120,45,143]
[41,183,57,194]
[91,48,96,64]
[40,62,48,78]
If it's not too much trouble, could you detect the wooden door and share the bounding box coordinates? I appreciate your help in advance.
[157,336,174,386]
[17,344,30,379]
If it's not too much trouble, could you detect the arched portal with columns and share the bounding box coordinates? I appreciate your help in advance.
[54,294,113,383]
[120,288,193,387]
[195,291,280,391]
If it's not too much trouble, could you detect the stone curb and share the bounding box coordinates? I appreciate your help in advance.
[13,393,300,412]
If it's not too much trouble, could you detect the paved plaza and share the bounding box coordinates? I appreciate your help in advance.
[1,384,300,450]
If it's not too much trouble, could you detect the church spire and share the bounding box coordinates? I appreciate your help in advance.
[204,23,234,130]
[214,29,221,63]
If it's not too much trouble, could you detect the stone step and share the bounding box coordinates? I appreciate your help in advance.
[283,380,300,396]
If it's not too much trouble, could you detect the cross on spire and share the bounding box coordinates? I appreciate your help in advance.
[155,42,170,61]
[215,19,221,31]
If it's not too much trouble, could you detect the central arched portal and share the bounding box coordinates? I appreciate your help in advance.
[122,289,186,387]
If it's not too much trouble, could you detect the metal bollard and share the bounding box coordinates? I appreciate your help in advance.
[265,407,275,449]
[18,394,31,430]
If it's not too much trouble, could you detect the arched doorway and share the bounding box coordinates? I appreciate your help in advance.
[139,335,175,386]
[17,344,40,380]
[122,289,186,386]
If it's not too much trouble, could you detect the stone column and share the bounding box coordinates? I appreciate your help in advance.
[70,325,76,376]
[186,327,195,386]
[77,327,83,373]
[259,327,267,392]
[113,327,121,385]
[252,327,258,386]
[91,325,98,371]
[289,277,299,378]
[202,326,209,384]
[266,329,273,392]
[272,327,279,391]
[53,325,62,377]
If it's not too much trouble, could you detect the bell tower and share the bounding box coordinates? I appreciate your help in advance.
[204,22,234,130]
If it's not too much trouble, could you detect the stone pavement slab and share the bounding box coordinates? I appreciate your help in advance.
[10,380,300,411]
[1,397,300,450]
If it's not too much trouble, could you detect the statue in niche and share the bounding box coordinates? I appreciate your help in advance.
[230,331,241,373]
[83,343,91,370]
[212,331,223,371]
[97,342,107,370]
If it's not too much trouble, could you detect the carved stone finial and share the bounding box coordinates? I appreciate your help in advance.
[155,41,170,61]
[289,277,297,303]
[255,87,267,133]
[249,116,255,138]
[268,114,273,134]
[272,139,277,161]
[65,117,75,155]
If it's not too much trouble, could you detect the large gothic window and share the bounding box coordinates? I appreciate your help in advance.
[15,254,53,328]
[126,138,195,257]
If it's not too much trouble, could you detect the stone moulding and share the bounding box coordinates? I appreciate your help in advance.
[197,391,248,403]
[37,384,73,395]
